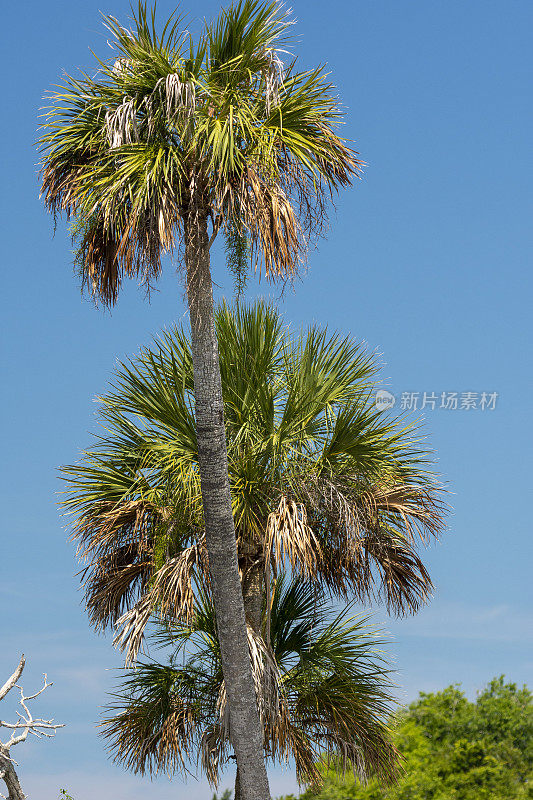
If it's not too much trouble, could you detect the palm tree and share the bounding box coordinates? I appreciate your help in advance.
[102,576,399,794]
[39,5,362,795]
[63,302,445,668]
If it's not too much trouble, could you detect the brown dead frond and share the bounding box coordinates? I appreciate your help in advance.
[153,536,210,623]
[264,496,322,580]
[102,692,199,778]
[72,499,158,561]
[216,623,287,740]
[363,532,434,615]
[75,203,177,307]
[200,722,227,787]
[294,474,447,616]
[240,168,304,278]
[114,594,154,666]
[71,499,160,631]
[83,545,152,632]
[370,483,446,540]
[40,150,92,218]
[114,540,207,665]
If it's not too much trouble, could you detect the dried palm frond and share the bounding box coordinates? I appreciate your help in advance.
[73,499,158,561]
[83,545,151,631]
[245,174,304,278]
[265,496,322,579]
[112,58,132,77]
[76,217,124,305]
[105,97,138,148]
[292,472,446,615]
[216,624,288,749]
[114,594,154,666]
[200,721,227,787]
[262,48,285,115]
[370,483,445,542]
[113,538,208,665]
[156,73,196,120]
[363,531,433,615]
[71,499,160,630]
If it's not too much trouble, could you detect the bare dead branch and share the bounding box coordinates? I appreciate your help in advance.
[0,658,25,703]
[0,657,64,800]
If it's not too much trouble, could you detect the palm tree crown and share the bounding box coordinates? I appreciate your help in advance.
[39,1,362,304]
[103,576,399,786]
[63,302,446,665]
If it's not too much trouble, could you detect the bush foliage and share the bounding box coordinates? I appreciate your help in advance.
[282,677,532,800]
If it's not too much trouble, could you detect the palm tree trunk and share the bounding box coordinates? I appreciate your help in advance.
[184,206,270,800]
[235,766,242,800]
[235,562,264,800]
[241,548,264,631]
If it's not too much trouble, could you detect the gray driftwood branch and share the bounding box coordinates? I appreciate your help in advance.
[0,656,64,800]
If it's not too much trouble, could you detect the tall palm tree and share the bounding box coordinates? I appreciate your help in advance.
[39,5,361,795]
[102,576,399,794]
[41,0,360,800]
[63,302,445,675]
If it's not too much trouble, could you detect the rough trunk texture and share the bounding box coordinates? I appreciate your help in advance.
[0,748,25,800]
[184,208,270,800]
[235,765,242,800]
[240,538,264,631]
[235,561,265,800]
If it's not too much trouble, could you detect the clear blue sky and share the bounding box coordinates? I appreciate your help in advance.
[1,1,532,798]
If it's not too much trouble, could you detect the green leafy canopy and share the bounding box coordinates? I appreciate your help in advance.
[289,677,533,800]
